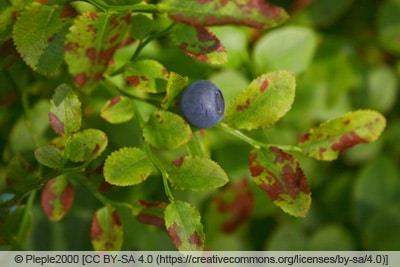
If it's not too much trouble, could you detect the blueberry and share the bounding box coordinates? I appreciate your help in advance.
[180,80,225,129]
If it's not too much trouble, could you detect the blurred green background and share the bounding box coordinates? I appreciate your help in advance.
[1,0,400,250]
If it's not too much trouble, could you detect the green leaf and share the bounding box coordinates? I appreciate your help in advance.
[365,65,397,113]
[67,129,108,162]
[167,155,228,191]
[9,100,50,153]
[130,14,154,40]
[165,0,289,29]
[298,110,386,161]
[104,147,153,186]
[6,154,40,193]
[125,59,169,93]
[41,176,74,221]
[249,147,311,217]
[91,206,123,251]
[253,26,317,75]
[13,3,72,75]
[49,84,82,136]
[164,201,205,251]
[0,0,31,42]
[161,72,188,109]
[101,96,134,124]
[224,71,295,130]
[143,110,192,150]
[378,0,400,54]
[34,145,64,169]
[211,26,249,68]
[353,157,399,225]
[171,23,227,64]
[65,11,130,91]
[291,0,353,28]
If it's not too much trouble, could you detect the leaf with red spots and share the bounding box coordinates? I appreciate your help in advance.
[100,96,135,124]
[161,72,188,109]
[298,110,386,161]
[13,3,73,75]
[67,129,108,162]
[103,147,153,186]
[91,206,123,251]
[165,201,205,251]
[167,155,228,191]
[165,0,289,29]
[136,200,167,227]
[224,70,295,130]
[41,176,74,221]
[171,23,227,64]
[249,147,311,217]
[124,59,169,93]
[49,84,82,136]
[205,178,254,235]
[6,154,40,194]
[143,110,192,150]
[65,11,130,92]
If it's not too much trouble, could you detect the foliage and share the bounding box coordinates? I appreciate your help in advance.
[0,0,397,251]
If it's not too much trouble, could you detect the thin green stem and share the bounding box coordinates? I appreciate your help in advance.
[218,123,303,153]
[101,77,163,106]
[16,190,37,248]
[110,22,176,76]
[76,176,141,215]
[130,101,175,202]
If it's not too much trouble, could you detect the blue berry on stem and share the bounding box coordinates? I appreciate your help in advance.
[180,80,225,129]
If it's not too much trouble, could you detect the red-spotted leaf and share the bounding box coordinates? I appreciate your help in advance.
[104,147,153,186]
[224,71,295,130]
[49,84,82,136]
[168,156,228,191]
[67,129,108,162]
[171,23,227,64]
[41,176,74,221]
[161,72,188,109]
[125,59,169,93]
[65,11,130,91]
[165,0,289,29]
[249,147,311,217]
[136,200,167,227]
[298,110,386,161]
[165,201,205,251]
[100,96,135,124]
[91,206,123,251]
[143,110,192,150]
[205,178,254,234]
[13,3,73,75]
